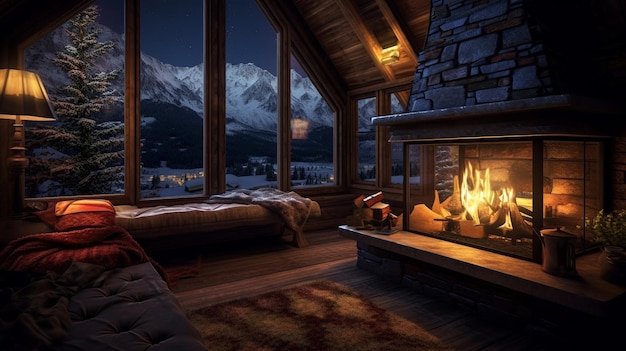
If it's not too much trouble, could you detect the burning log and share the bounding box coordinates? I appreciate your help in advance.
[441,175,463,215]
[410,163,533,241]
[507,202,534,239]
[432,190,451,218]
[450,220,487,238]
[487,207,506,228]
[408,204,446,233]
[485,202,533,239]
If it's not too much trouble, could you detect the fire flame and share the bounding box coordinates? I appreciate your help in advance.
[460,163,514,231]
[498,187,515,232]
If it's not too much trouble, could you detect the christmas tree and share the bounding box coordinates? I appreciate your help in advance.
[27,5,123,196]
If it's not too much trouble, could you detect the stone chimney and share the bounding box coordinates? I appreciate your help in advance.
[407,0,606,112]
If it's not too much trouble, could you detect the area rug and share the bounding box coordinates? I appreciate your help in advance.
[185,280,452,351]
[159,255,202,288]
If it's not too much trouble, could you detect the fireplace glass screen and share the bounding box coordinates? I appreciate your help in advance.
[404,140,603,261]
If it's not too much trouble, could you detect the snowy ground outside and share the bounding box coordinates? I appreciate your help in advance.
[140,162,336,198]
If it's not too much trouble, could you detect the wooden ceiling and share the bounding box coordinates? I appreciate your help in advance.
[289,0,431,91]
[0,0,91,50]
[1,0,431,93]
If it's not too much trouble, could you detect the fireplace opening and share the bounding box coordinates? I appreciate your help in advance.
[402,138,604,262]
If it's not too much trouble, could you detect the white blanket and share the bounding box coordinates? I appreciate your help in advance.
[206,188,314,241]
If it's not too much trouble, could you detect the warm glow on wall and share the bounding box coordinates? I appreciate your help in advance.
[381,45,400,65]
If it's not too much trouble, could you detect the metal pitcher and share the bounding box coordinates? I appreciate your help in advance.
[539,228,578,277]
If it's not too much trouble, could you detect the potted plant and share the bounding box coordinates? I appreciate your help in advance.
[585,209,626,284]
[587,209,626,248]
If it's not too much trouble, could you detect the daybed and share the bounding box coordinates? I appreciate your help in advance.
[115,188,321,250]
[0,201,207,350]
[6,188,320,252]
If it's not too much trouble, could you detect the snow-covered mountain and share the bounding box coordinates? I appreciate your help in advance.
[24,22,334,135]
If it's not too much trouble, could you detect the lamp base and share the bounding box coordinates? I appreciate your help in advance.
[7,120,28,218]
[8,164,26,218]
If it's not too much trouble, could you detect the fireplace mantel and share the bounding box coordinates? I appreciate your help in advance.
[372,94,622,142]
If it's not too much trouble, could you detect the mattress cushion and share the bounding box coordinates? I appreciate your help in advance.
[58,262,207,350]
[115,203,282,240]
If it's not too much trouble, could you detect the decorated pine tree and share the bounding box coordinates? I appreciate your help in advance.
[26,5,123,196]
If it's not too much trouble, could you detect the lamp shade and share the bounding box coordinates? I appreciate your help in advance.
[0,68,57,121]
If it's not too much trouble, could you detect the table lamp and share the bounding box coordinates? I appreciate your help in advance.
[0,69,57,217]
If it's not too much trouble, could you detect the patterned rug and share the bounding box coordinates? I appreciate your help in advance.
[185,280,452,351]
[159,255,202,288]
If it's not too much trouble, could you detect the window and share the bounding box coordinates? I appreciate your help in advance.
[22,0,341,204]
[225,0,278,190]
[389,89,410,185]
[357,96,376,183]
[290,54,335,188]
[24,0,126,198]
[226,0,337,191]
[356,90,409,186]
[139,0,204,199]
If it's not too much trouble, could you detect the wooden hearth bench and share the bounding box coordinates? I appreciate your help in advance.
[339,225,626,320]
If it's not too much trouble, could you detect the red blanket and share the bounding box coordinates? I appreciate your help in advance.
[0,225,167,282]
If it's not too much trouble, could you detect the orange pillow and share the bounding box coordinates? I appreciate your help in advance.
[55,199,115,216]
[53,199,117,231]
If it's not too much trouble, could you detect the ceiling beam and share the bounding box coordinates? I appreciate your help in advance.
[334,0,396,81]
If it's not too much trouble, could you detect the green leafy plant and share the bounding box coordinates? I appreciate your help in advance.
[586,209,626,248]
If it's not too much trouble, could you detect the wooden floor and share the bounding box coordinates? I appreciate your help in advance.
[162,228,615,351]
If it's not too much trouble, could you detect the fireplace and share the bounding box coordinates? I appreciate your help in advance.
[374,103,615,262]
[371,0,624,262]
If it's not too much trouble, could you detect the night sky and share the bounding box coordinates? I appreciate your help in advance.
[96,0,305,76]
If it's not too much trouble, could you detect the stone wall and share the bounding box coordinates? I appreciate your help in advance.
[407,0,602,112]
